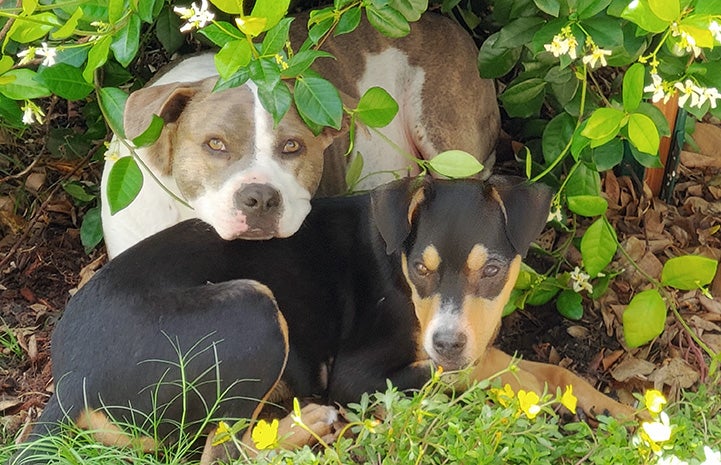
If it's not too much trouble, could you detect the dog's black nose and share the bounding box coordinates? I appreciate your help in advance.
[235,184,281,214]
[432,331,467,358]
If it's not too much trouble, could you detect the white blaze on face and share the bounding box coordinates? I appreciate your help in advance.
[190,82,313,239]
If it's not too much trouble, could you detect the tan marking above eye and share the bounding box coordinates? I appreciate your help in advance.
[421,245,441,272]
[282,139,301,154]
[466,244,489,271]
[207,138,226,152]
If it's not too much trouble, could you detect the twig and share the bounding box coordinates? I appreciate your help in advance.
[0,0,20,43]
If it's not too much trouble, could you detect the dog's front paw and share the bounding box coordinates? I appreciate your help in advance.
[277,403,339,449]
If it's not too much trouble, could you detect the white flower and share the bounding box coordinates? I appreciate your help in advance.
[547,206,563,223]
[671,23,702,57]
[644,73,669,104]
[544,34,570,58]
[711,21,721,43]
[21,101,45,125]
[566,35,579,59]
[642,411,672,443]
[674,79,703,108]
[36,42,56,67]
[17,47,36,66]
[174,0,214,32]
[702,446,721,465]
[657,455,688,465]
[569,266,593,294]
[697,86,721,109]
[582,46,612,68]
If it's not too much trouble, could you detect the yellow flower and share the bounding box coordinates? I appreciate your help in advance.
[517,390,541,419]
[251,418,279,450]
[211,421,232,446]
[491,384,515,407]
[644,389,667,415]
[560,385,577,414]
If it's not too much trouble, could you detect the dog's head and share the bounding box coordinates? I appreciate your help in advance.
[371,177,553,371]
[123,77,348,240]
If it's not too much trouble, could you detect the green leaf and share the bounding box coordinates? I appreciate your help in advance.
[366,4,411,38]
[499,78,546,118]
[136,0,158,22]
[63,181,95,202]
[389,0,428,21]
[581,16,624,49]
[108,0,124,23]
[250,0,291,31]
[215,40,252,80]
[98,87,128,138]
[294,76,343,130]
[581,107,625,142]
[198,21,242,47]
[526,277,561,306]
[282,50,333,78]
[131,114,164,147]
[427,150,484,179]
[106,157,143,215]
[542,112,574,165]
[648,0,679,21]
[0,56,12,75]
[627,113,660,155]
[556,289,583,320]
[355,87,398,128]
[622,63,644,113]
[0,69,51,99]
[37,64,94,100]
[249,57,281,93]
[497,17,546,49]
[80,206,104,253]
[477,33,522,79]
[51,7,83,39]
[0,95,24,128]
[565,162,601,197]
[345,152,364,190]
[577,0,612,19]
[591,138,624,171]
[580,218,617,277]
[567,195,608,217]
[335,6,362,36]
[257,82,292,126]
[695,0,721,15]
[214,67,250,92]
[533,0,560,16]
[661,255,718,290]
[23,0,37,14]
[155,5,184,54]
[209,0,243,14]
[83,35,112,82]
[262,17,293,55]
[8,12,60,43]
[111,14,141,67]
[623,289,666,348]
[620,0,669,33]
[629,144,663,168]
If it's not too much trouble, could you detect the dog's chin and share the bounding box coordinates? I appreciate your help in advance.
[227,229,278,241]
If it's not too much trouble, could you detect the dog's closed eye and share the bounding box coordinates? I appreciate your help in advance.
[482,264,499,277]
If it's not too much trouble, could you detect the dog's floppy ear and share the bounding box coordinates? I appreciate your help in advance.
[123,79,208,140]
[490,176,554,257]
[370,177,428,255]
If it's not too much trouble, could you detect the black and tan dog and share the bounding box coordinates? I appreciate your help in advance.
[13,177,633,463]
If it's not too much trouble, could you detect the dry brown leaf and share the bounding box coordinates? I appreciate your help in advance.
[649,358,699,390]
[611,356,656,381]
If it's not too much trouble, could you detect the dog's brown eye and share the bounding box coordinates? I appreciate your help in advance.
[207,138,226,152]
[483,265,500,277]
[282,139,301,154]
[414,262,430,276]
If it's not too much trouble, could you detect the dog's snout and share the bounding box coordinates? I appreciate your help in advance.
[235,184,281,213]
[432,331,467,358]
